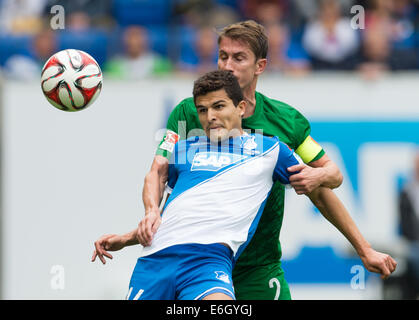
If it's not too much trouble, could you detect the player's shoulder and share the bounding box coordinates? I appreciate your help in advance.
[167,97,198,127]
[252,133,293,154]
[256,91,306,117]
[252,132,276,143]
[173,97,195,111]
[249,133,280,152]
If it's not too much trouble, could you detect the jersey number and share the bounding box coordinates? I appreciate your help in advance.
[269,277,281,300]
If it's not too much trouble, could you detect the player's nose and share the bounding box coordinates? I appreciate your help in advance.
[207,109,217,122]
[219,57,234,73]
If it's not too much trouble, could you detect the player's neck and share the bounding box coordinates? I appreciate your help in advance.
[242,82,257,119]
[234,128,245,138]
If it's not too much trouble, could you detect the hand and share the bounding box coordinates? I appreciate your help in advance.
[137,208,162,247]
[91,234,126,265]
[288,163,324,195]
[360,247,397,280]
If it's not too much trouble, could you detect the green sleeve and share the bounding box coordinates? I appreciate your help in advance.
[293,110,311,147]
[310,149,326,163]
[155,99,189,159]
[166,102,182,133]
[293,110,325,163]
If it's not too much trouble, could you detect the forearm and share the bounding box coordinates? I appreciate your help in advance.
[310,157,343,189]
[142,156,169,215]
[142,171,165,214]
[308,187,371,257]
[122,228,140,247]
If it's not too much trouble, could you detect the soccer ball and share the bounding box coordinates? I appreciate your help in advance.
[41,49,103,112]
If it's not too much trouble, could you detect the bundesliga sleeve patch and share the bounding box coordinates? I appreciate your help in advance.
[158,130,179,153]
[295,135,323,163]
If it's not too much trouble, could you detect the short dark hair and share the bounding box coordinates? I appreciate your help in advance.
[217,20,268,61]
[193,70,244,106]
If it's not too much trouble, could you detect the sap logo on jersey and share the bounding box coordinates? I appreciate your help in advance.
[191,152,247,171]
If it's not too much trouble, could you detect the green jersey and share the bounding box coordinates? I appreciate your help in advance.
[156,91,324,268]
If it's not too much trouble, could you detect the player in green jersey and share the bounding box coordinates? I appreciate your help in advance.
[140,20,397,300]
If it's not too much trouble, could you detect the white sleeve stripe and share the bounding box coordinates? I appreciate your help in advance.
[194,287,235,300]
[165,184,173,194]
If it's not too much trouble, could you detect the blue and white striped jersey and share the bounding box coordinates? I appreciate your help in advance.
[141,133,300,261]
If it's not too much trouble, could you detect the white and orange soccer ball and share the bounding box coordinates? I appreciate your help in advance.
[41,49,103,111]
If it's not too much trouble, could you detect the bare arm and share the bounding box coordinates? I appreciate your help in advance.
[138,155,169,246]
[309,154,343,189]
[91,156,170,263]
[92,228,139,264]
[142,155,169,215]
[288,154,343,194]
[307,187,397,279]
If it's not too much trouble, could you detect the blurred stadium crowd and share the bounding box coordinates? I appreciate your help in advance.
[1,0,419,80]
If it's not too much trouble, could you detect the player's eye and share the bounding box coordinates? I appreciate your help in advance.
[214,104,224,110]
[197,108,207,113]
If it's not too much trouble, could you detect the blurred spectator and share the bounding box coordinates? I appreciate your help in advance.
[386,0,419,55]
[398,150,419,299]
[302,0,360,70]
[173,0,239,29]
[67,11,92,32]
[357,0,419,79]
[0,0,48,34]
[265,23,310,76]
[177,26,218,74]
[294,0,357,21]
[364,0,418,49]
[104,26,172,80]
[240,0,287,25]
[356,25,391,79]
[4,29,57,80]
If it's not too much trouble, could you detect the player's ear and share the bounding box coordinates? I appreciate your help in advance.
[237,100,246,117]
[255,58,267,75]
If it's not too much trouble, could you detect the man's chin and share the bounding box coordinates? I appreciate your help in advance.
[208,135,226,143]
[207,131,228,143]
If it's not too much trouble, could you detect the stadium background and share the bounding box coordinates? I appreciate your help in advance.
[0,0,418,299]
